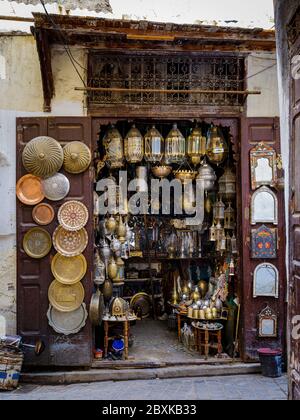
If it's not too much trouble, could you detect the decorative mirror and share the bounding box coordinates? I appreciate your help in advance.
[258,306,278,338]
[251,225,277,259]
[251,186,278,225]
[250,142,277,190]
[253,263,279,298]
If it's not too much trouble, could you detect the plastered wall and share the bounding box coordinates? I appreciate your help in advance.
[0,35,279,335]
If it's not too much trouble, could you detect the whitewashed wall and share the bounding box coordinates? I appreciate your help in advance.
[0,33,279,335]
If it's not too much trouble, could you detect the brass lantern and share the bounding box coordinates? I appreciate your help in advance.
[206,124,228,166]
[165,123,186,164]
[224,203,235,230]
[209,222,217,242]
[196,158,217,191]
[187,123,207,166]
[103,125,124,169]
[124,124,144,163]
[215,197,225,220]
[219,167,236,201]
[144,125,164,163]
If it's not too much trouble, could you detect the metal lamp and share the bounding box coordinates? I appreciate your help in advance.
[103,124,124,169]
[165,123,186,164]
[187,123,207,166]
[124,124,144,163]
[144,125,164,163]
[206,124,228,166]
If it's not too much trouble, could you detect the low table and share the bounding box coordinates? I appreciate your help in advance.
[192,322,223,359]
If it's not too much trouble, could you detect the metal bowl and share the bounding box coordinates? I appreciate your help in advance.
[151,165,172,179]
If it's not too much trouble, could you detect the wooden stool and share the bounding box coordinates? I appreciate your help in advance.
[103,319,131,360]
[195,326,223,359]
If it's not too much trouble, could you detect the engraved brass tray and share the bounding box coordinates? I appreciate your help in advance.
[51,253,87,285]
[23,227,52,259]
[32,203,55,226]
[42,173,70,202]
[22,136,63,178]
[47,303,88,335]
[48,280,85,313]
[53,225,88,257]
[16,174,44,206]
[58,201,89,231]
[63,142,92,174]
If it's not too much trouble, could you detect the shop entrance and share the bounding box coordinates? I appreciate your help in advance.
[92,119,242,364]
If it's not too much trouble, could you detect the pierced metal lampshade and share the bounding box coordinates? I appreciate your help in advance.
[144,125,164,163]
[219,167,236,201]
[124,124,144,163]
[187,123,207,166]
[206,124,228,166]
[165,123,186,164]
[103,125,124,169]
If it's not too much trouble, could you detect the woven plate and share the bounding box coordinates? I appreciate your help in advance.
[47,304,88,335]
[32,203,55,226]
[48,280,85,313]
[23,227,52,259]
[42,173,70,202]
[53,225,88,257]
[51,253,87,285]
[58,201,89,231]
[22,136,63,178]
[63,142,92,174]
[16,174,44,206]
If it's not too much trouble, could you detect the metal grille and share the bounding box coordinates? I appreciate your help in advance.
[88,53,245,107]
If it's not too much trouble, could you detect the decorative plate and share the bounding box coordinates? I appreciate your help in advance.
[23,227,52,259]
[32,203,55,226]
[63,142,92,174]
[22,136,63,178]
[53,225,88,257]
[42,173,70,202]
[130,292,151,319]
[51,253,87,285]
[48,280,85,313]
[47,303,88,335]
[16,174,44,206]
[58,201,89,231]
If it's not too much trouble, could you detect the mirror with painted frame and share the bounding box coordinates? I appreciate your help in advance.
[251,186,278,225]
[250,142,277,190]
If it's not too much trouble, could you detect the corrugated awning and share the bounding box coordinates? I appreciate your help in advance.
[5,0,112,13]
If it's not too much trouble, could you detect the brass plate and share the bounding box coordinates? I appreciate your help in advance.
[22,136,63,178]
[63,142,92,174]
[47,304,88,335]
[51,253,87,285]
[130,292,151,319]
[32,203,55,226]
[48,280,85,313]
[16,174,44,206]
[58,201,89,231]
[23,227,52,259]
[53,225,88,257]
[42,173,70,202]
[89,289,104,326]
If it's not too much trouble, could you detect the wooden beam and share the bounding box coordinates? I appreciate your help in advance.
[0,15,34,23]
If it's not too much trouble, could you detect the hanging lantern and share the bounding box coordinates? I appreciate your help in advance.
[215,221,224,242]
[218,232,227,252]
[187,123,207,166]
[219,167,236,201]
[103,125,124,169]
[165,123,186,164]
[231,233,238,254]
[229,258,235,276]
[224,203,235,230]
[115,257,125,283]
[206,124,228,166]
[226,233,232,252]
[124,124,144,163]
[215,197,225,220]
[144,125,164,163]
[209,222,217,242]
[196,158,217,191]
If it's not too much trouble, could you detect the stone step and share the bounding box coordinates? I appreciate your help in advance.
[21,363,261,385]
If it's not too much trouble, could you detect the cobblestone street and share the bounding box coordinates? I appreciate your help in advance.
[0,374,288,401]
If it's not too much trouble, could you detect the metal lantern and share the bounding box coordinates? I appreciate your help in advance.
[196,158,217,191]
[209,222,217,242]
[103,125,124,168]
[115,257,125,283]
[215,197,225,220]
[215,221,224,242]
[231,233,238,254]
[124,124,144,163]
[206,124,228,166]
[187,123,207,166]
[218,232,227,252]
[224,203,235,230]
[165,123,186,164]
[144,125,164,163]
[219,167,236,201]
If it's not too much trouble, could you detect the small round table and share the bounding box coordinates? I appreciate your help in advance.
[103,315,137,360]
[192,322,223,359]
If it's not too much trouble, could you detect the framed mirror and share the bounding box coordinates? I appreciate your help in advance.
[253,263,279,298]
[250,142,277,190]
[251,186,278,225]
[258,306,278,338]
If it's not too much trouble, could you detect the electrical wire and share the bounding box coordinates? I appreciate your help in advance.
[244,62,277,81]
[39,0,87,87]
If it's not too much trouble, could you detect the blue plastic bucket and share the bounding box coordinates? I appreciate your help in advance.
[258,348,282,378]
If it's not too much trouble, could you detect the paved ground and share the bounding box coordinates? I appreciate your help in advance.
[0,374,288,400]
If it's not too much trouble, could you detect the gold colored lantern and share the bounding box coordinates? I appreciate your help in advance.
[215,197,225,220]
[108,257,118,280]
[124,124,144,163]
[103,125,124,169]
[219,167,236,201]
[206,124,228,166]
[165,123,186,164]
[187,123,207,166]
[209,222,217,242]
[224,203,235,230]
[144,125,164,163]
